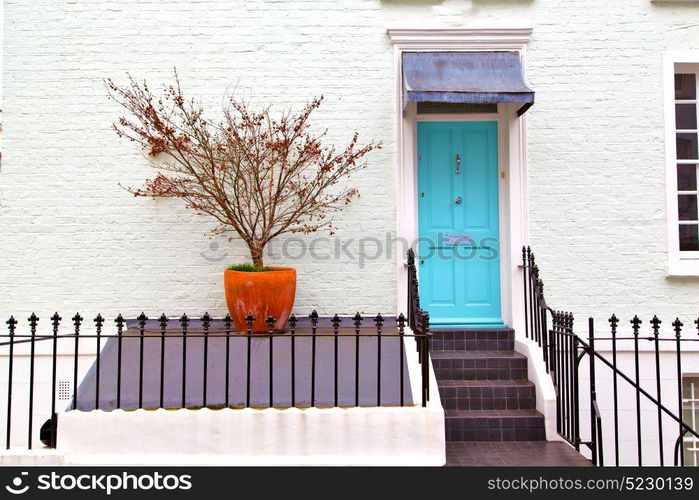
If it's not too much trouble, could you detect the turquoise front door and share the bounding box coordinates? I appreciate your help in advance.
[417,121,502,328]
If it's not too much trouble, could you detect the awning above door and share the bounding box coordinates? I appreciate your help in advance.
[402,51,535,115]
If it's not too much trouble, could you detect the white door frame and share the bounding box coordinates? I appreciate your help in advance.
[388,28,532,332]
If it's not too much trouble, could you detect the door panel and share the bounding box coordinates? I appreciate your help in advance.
[417,121,502,327]
[424,130,455,230]
[430,251,456,305]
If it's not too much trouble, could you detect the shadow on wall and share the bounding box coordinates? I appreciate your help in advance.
[651,0,699,8]
[379,0,534,5]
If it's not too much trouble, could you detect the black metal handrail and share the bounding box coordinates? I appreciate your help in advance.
[407,248,431,406]
[1,251,432,451]
[522,246,699,466]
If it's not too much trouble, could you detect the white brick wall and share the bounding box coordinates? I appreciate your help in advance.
[2,0,699,327]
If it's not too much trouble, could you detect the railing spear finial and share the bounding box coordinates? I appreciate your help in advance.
[115,314,125,330]
[631,315,642,335]
[353,312,362,334]
[137,312,148,336]
[397,313,406,333]
[51,312,62,326]
[609,314,619,336]
[672,318,683,338]
[180,313,189,331]
[201,312,211,331]
[6,316,17,334]
[332,314,341,332]
[374,313,384,333]
[266,316,276,334]
[245,313,254,335]
[650,315,662,337]
[94,313,105,329]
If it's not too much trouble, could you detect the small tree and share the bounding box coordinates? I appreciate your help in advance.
[106,72,381,267]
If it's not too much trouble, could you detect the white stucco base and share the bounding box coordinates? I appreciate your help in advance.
[515,338,560,442]
[57,405,445,466]
[56,332,445,466]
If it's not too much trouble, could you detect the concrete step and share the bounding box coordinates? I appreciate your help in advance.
[431,350,528,381]
[437,380,536,411]
[444,409,546,442]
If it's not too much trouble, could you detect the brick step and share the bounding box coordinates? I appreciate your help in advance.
[444,409,546,442]
[437,380,536,411]
[431,350,528,381]
[430,329,514,351]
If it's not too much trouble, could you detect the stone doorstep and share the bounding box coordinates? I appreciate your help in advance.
[430,329,515,352]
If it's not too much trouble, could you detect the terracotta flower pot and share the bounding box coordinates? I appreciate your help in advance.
[224,267,297,333]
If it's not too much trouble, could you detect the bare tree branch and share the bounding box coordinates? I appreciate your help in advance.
[106,71,381,267]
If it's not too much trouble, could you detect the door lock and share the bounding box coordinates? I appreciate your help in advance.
[455,154,462,174]
[455,196,462,205]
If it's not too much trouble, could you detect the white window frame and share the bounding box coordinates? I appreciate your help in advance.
[664,52,699,276]
[683,375,699,467]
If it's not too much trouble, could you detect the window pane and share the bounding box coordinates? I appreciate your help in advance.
[684,407,695,424]
[679,195,698,220]
[677,133,699,159]
[684,441,698,467]
[684,377,698,399]
[678,164,697,191]
[679,224,699,251]
[676,73,697,100]
[676,103,698,130]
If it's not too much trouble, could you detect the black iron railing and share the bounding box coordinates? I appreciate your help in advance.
[407,248,431,406]
[1,252,432,450]
[523,246,699,466]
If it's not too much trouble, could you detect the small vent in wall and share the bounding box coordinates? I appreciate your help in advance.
[57,381,71,401]
[417,102,497,114]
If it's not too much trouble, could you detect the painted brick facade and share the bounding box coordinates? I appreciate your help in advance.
[2,0,699,327]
